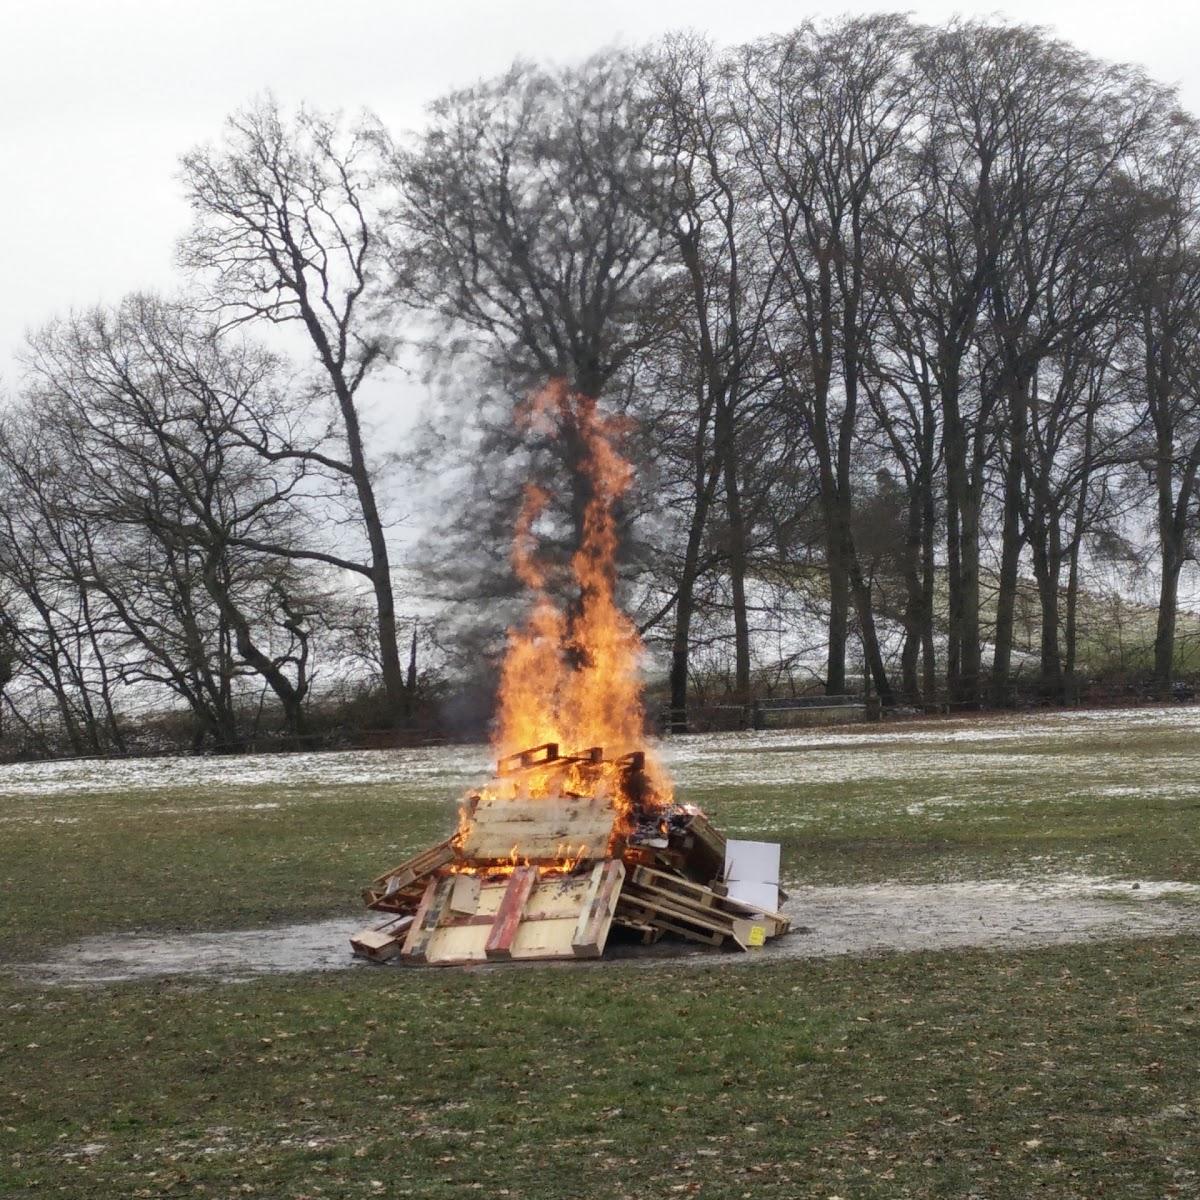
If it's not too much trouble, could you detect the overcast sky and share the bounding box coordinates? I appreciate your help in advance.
[2,0,1198,399]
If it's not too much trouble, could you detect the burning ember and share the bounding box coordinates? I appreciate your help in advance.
[352,382,789,966]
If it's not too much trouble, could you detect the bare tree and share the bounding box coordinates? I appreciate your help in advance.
[386,52,671,542]
[179,99,411,721]
[1120,115,1200,691]
[735,15,921,704]
[0,421,129,753]
[21,295,323,740]
[646,34,785,714]
[975,35,1161,704]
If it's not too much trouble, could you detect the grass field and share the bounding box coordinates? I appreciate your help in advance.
[2,707,1199,1197]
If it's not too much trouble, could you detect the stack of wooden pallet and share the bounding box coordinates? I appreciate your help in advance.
[351,746,789,967]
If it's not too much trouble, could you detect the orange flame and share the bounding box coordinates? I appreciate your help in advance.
[491,381,672,810]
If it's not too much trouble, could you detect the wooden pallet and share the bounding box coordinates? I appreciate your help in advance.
[631,865,790,935]
[457,793,618,864]
[396,861,627,965]
[363,839,457,912]
[616,865,789,951]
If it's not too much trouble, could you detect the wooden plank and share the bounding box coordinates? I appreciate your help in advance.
[670,812,726,884]
[621,881,736,936]
[459,795,617,862]
[422,916,585,964]
[711,890,790,936]
[730,917,768,951]
[401,877,439,948]
[369,839,456,891]
[522,875,595,920]
[615,898,725,946]
[484,866,539,960]
[349,915,414,962]
[420,874,596,965]
[438,875,592,921]
[510,916,581,959]
[401,876,455,963]
[571,861,625,958]
[632,865,718,906]
[496,742,559,774]
[635,866,788,936]
[450,874,481,915]
[439,875,593,929]
[611,915,665,945]
[423,922,491,964]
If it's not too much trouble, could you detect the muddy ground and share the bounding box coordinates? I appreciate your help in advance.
[10,873,1198,986]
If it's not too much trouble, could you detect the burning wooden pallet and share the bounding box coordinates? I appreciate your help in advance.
[352,743,789,966]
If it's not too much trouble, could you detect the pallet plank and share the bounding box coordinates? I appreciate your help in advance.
[571,860,625,958]
[450,874,481,915]
[350,915,414,962]
[459,796,617,863]
[401,876,455,963]
[484,866,539,960]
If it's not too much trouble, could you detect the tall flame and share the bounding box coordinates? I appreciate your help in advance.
[492,381,671,808]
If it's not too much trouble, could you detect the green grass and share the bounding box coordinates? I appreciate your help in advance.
[679,723,1200,888]
[3,715,1200,959]
[2,712,1199,1197]
[2,937,1198,1198]
[0,782,457,961]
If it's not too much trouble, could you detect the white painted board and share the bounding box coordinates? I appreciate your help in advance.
[724,839,781,914]
[726,880,780,914]
[725,839,781,884]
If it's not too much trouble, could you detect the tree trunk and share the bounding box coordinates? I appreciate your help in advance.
[848,562,895,706]
[202,558,308,737]
[826,540,849,695]
[406,627,418,695]
[943,390,973,703]
[899,483,926,704]
[1064,539,1082,692]
[299,303,409,723]
[1030,532,1064,701]
[1063,420,1095,696]
[1154,537,1183,694]
[717,398,752,700]
[991,395,1027,707]
[920,471,938,702]
[668,465,721,730]
[899,613,921,703]
[958,485,983,705]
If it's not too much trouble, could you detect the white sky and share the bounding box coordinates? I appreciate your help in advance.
[2,0,1198,404]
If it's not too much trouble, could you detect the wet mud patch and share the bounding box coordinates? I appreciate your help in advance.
[7,874,1198,987]
[7,918,367,986]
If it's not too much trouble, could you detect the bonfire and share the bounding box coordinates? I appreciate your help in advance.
[352,382,789,965]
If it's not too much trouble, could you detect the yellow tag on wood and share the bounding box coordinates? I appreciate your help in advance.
[747,925,766,948]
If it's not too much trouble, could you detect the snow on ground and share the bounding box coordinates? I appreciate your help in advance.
[0,745,492,799]
[2,703,1196,803]
[2,705,1198,842]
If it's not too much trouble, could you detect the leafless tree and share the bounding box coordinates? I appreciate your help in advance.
[179,99,412,721]
[646,34,787,715]
[20,295,324,740]
[1119,115,1200,691]
[734,15,922,704]
[386,52,672,542]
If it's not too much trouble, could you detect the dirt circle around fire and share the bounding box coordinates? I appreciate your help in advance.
[11,873,1199,987]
